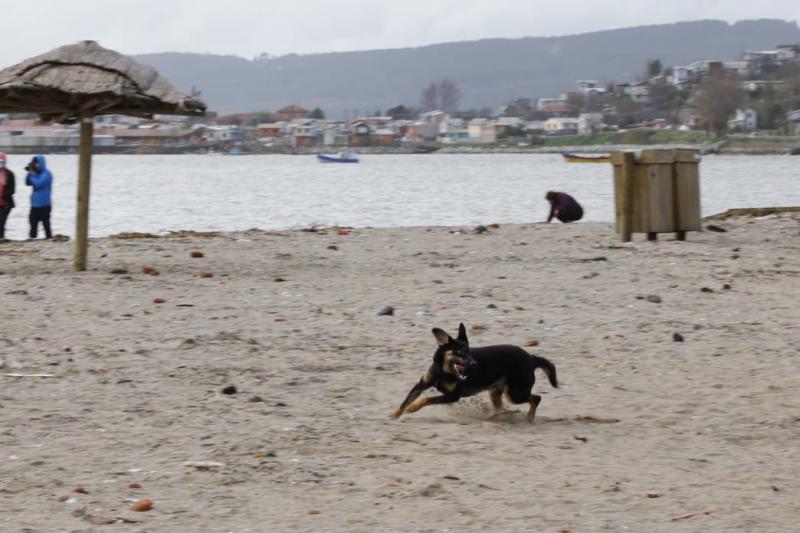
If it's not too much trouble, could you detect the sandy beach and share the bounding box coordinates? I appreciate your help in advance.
[1,215,799,532]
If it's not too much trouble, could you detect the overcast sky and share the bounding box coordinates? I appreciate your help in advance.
[1,0,798,65]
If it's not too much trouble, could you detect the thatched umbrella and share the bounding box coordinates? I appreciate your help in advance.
[0,40,206,270]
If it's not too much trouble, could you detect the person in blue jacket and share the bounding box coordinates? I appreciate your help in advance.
[25,155,53,239]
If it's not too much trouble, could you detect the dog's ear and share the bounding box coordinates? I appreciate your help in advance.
[432,328,451,346]
[457,323,468,343]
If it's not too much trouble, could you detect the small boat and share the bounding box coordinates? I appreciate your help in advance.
[317,151,359,163]
[562,152,610,163]
[413,144,440,154]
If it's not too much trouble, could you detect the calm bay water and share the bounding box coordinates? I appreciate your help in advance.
[2,153,798,240]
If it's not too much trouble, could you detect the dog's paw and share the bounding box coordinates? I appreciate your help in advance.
[389,410,402,419]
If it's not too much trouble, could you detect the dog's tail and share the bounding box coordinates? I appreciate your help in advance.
[531,354,558,388]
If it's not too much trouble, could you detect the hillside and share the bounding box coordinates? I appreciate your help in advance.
[136,19,800,117]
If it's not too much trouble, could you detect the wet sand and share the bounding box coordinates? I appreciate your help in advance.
[1,215,799,532]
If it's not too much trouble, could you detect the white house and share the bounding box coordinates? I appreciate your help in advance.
[624,83,651,104]
[728,108,758,132]
[788,109,800,135]
[578,113,605,135]
[467,119,497,143]
[671,66,693,85]
[576,80,606,96]
[544,117,579,134]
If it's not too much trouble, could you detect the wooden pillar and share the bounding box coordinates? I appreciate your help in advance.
[618,152,635,242]
[73,117,93,272]
[671,150,684,241]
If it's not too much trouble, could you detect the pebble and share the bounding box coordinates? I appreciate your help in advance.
[700,287,714,293]
[673,333,685,342]
[377,306,394,316]
[130,499,153,512]
[153,298,166,304]
[221,385,238,395]
[190,251,204,258]
[646,295,662,303]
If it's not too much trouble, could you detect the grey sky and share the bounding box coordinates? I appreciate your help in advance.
[2,0,799,66]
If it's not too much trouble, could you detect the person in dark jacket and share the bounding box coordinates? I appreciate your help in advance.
[25,154,53,239]
[0,152,15,241]
[545,190,583,223]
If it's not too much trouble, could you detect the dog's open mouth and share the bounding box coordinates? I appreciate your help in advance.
[454,364,468,380]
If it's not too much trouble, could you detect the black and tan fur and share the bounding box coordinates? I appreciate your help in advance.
[391,323,558,422]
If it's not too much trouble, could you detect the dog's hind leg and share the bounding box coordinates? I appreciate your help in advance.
[526,394,542,423]
[506,381,541,423]
[489,388,504,411]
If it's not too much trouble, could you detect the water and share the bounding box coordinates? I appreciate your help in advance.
[2,153,798,240]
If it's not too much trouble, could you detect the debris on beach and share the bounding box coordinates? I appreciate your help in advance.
[109,267,128,274]
[128,483,142,489]
[706,224,727,232]
[184,461,225,470]
[524,339,539,347]
[153,298,166,304]
[190,250,204,258]
[195,271,214,278]
[130,499,154,512]
[646,295,662,303]
[473,225,489,234]
[377,306,395,316]
[700,287,714,293]
[221,385,238,395]
[673,333,685,342]
[671,509,712,521]
[327,245,338,250]
[71,486,88,494]
[112,232,160,239]
[337,228,350,236]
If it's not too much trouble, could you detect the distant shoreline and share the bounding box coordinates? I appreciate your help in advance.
[2,141,799,157]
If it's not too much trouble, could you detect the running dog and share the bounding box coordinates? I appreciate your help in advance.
[391,323,558,422]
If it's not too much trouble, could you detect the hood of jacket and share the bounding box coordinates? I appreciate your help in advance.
[33,154,47,172]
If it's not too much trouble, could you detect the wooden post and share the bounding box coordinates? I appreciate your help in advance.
[618,152,635,242]
[73,117,93,271]
[671,150,684,241]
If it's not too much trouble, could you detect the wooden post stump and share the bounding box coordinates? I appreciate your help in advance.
[73,117,93,272]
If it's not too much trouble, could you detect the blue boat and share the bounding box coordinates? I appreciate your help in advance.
[317,152,359,163]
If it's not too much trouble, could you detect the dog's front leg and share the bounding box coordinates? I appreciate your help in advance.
[405,394,458,414]
[391,371,434,418]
